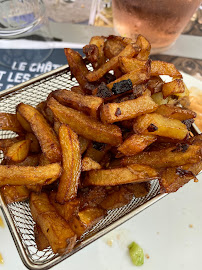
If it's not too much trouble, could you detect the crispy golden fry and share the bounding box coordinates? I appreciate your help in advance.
[5,139,30,162]
[118,134,157,156]
[25,132,40,153]
[119,56,147,73]
[159,161,202,193]
[49,191,80,222]
[69,207,106,238]
[82,157,102,171]
[100,186,133,210]
[17,103,61,163]
[125,182,150,198]
[47,97,122,146]
[78,136,90,155]
[150,61,182,78]
[0,113,24,134]
[121,145,202,169]
[30,192,76,254]
[133,113,188,140]
[136,35,151,60]
[155,104,196,121]
[10,154,39,166]
[64,48,92,92]
[89,36,106,67]
[0,163,61,186]
[71,85,85,95]
[100,95,158,124]
[0,185,30,204]
[56,124,81,203]
[16,111,33,132]
[86,44,139,82]
[52,89,103,119]
[34,224,49,251]
[0,136,24,151]
[104,35,133,59]
[162,79,185,98]
[84,143,111,163]
[84,164,158,186]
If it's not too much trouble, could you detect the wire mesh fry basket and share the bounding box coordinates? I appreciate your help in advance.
[0,64,198,270]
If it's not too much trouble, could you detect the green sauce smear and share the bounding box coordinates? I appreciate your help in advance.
[128,241,144,266]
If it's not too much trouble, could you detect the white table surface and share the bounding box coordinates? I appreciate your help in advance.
[0,72,202,269]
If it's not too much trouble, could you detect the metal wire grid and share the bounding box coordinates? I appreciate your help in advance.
[0,65,162,269]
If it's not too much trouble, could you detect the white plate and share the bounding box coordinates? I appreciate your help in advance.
[0,72,202,270]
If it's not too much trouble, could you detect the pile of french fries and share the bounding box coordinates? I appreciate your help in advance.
[0,34,202,255]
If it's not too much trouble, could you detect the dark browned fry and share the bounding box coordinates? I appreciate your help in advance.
[0,113,24,135]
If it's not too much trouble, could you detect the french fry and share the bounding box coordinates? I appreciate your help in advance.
[150,61,182,78]
[86,44,140,82]
[78,136,90,155]
[34,224,49,251]
[30,192,76,254]
[52,89,103,119]
[0,185,30,204]
[78,186,107,209]
[118,134,157,156]
[5,139,31,163]
[17,103,61,163]
[64,48,92,92]
[84,164,158,186]
[0,163,62,186]
[0,112,24,135]
[119,56,147,73]
[125,182,150,198]
[155,104,196,121]
[100,186,133,210]
[162,79,185,98]
[56,124,81,203]
[100,94,158,124]
[133,113,188,140]
[49,191,80,222]
[136,35,151,60]
[69,207,106,238]
[71,85,85,95]
[121,144,202,169]
[82,157,102,171]
[25,132,40,153]
[84,142,111,163]
[0,136,24,152]
[104,35,133,59]
[47,97,122,146]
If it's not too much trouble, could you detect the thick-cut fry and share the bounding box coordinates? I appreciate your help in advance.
[125,183,150,198]
[84,143,111,163]
[121,145,202,168]
[7,154,39,166]
[30,192,76,254]
[150,61,182,78]
[78,136,90,155]
[0,136,24,152]
[5,139,30,162]
[17,103,61,163]
[84,164,158,186]
[100,186,133,210]
[34,224,49,251]
[155,104,196,121]
[64,48,92,92]
[82,157,101,171]
[0,185,30,204]
[78,186,107,209]
[159,161,202,193]
[47,97,122,146]
[86,44,139,82]
[25,132,40,153]
[162,79,185,98]
[118,134,157,156]
[52,89,103,119]
[104,35,133,59]
[0,163,61,186]
[100,94,158,124]
[49,192,80,222]
[0,113,24,134]
[56,124,81,203]
[136,35,151,60]
[69,207,106,238]
[133,113,188,140]
[119,57,147,73]
[71,85,85,95]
